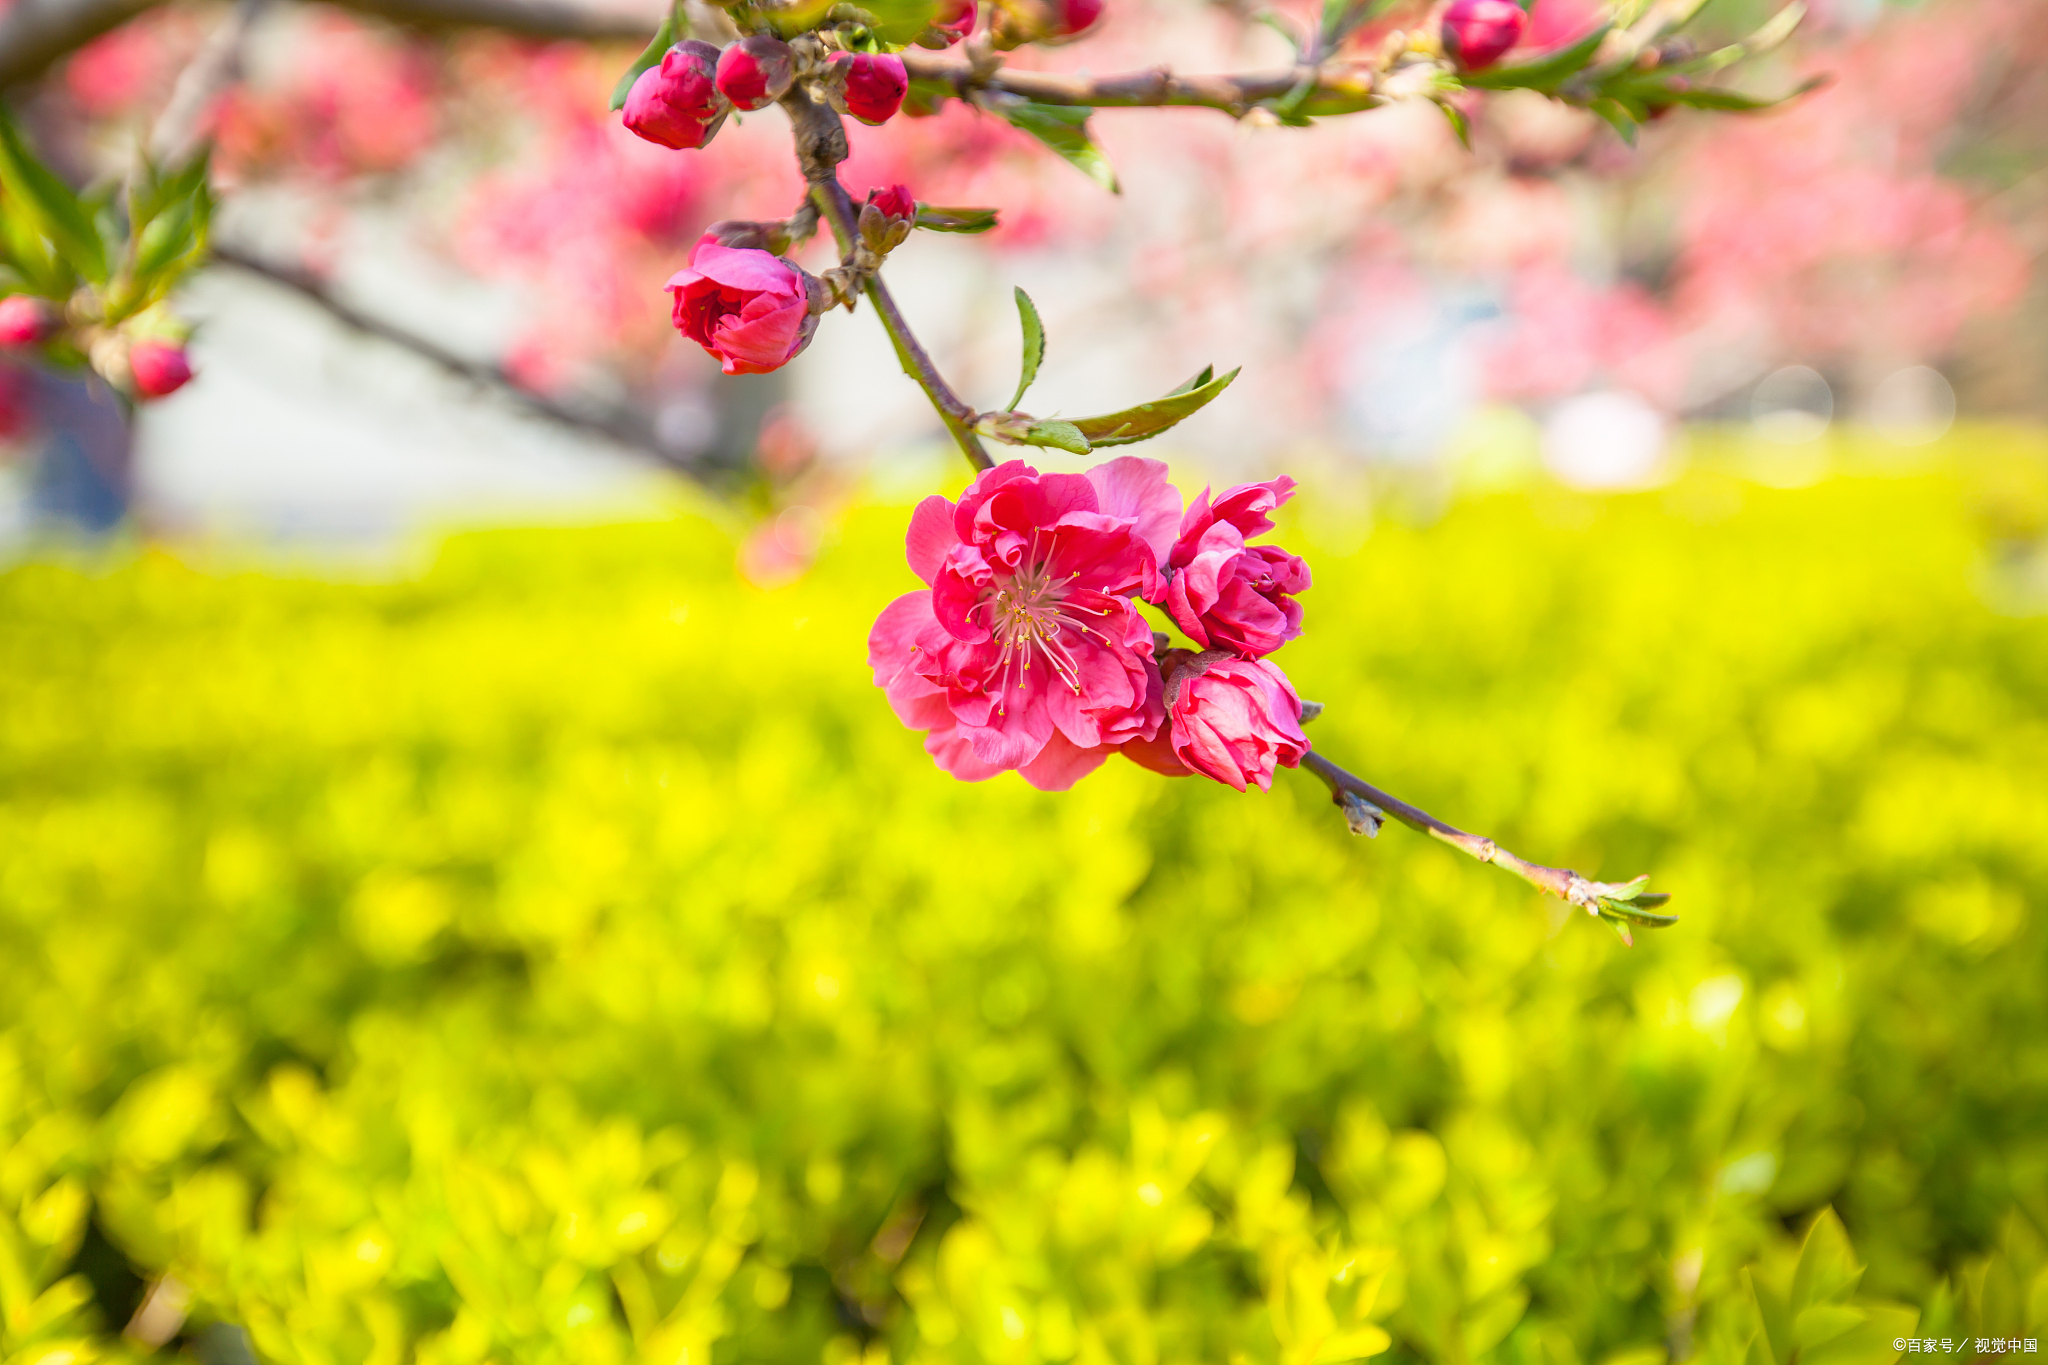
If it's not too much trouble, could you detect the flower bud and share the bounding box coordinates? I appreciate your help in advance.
[915,0,975,47]
[703,218,795,253]
[1053,0,1102,36]
[129,340,194,399]
[1441,0,1526,71]
[828,51,908,125]
[716,35,796,112]
[0,295,57,347]
[866,183,917,223]
[623,40,726,150]
[992,0,1101,48]
[667,235,819,375]
[859,184,917,252]
[1160,650,1308,793]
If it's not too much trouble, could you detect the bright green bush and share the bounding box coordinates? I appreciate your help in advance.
[3,438,2046,1365]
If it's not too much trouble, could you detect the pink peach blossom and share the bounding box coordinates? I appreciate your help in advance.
[665,235,818,376]
[1161,650,1308,793]
[868,458,1183,790]
[1161,476,1310,659]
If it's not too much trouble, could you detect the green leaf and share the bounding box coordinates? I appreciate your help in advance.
[1255,9,1306,57]
[1008,287,1045,413]
[0,111,108,285]
[1591,98,1639,144]
[1165,365,1214,396]
[996,101,1119,193]
[1462,23,1612,93]
[913,205,1000,234]
[608,8,678,112]
[1437,99,1473,150]
[1070,365,1240,447]
[1021,419,1090,455]
[1746,1268,1793,1365]
[1319,0,1394,51]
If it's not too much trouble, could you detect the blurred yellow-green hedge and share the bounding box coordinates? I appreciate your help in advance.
[3,444,2047,1365]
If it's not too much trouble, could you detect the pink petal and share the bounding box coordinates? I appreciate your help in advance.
[1018,731,1111,791]
[1085,456,1182,570]
[905,495,960,585]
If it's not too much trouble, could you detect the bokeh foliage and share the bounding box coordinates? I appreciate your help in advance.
[3,435,2047,1365]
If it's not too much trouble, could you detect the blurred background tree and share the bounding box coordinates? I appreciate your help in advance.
[0,0,2041,550]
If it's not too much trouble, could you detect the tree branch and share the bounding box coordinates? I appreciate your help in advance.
[0,0,652,88]
[901,50,1380,117]
[209,240,704,476]
[1299,749,1674,941]
[783,89,995,473]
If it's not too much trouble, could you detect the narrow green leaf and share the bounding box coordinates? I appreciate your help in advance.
[1254,9,1306,57]
[1165,365,1215,396]
[1070,365,1240,448]
[1597,899,1678,928]
[0,112,108,284]
[1591,98,1639,144]
[1437,100,1473,150]
[1008,287,1045,413]
[913,205,1000,234]
[1021,419,1090,455]
[1462,23,1612,92]
[996,101,1119,193]
[608,8,678,112]
[0,204,61,295]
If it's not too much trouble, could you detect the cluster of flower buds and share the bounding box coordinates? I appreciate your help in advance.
[869,458,1313,793]
[623,32,911,152]
[0,294,195,401]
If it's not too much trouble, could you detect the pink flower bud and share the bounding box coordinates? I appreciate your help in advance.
[666,235,818,376]
[1442,0,1527,71]
[129,340,194,399]
[922,0,975,46]
[867,183,916,224]
[715,35,796,112]
[1162,651,1308,793]
[830,51,908,125]
[0,295,56,347]
[1053,0,1103,36]
[622,41,725,150]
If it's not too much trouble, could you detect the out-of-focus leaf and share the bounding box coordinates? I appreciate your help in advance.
[996,101,1119,193]
[0,112,107,285]
[1462,24,1612,92]
[1070,365,1239,446]
[1437,100,1473,149]
[913,205,1000,233]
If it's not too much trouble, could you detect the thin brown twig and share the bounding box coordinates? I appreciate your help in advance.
[1300,749,1667,929]
[783,90,995,473]
[900,50,1380,117]
[210,241,702,475]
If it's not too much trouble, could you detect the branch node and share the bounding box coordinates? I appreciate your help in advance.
[1336,789,1384,838]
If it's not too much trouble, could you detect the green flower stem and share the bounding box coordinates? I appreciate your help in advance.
[786,92,994,474]
[1300,749,1660,919]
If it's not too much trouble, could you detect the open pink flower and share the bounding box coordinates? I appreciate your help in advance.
[1159,650,1308,792]
[1161,476,1310,658]
[869,458,1183,790]
[665,235,818,375]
